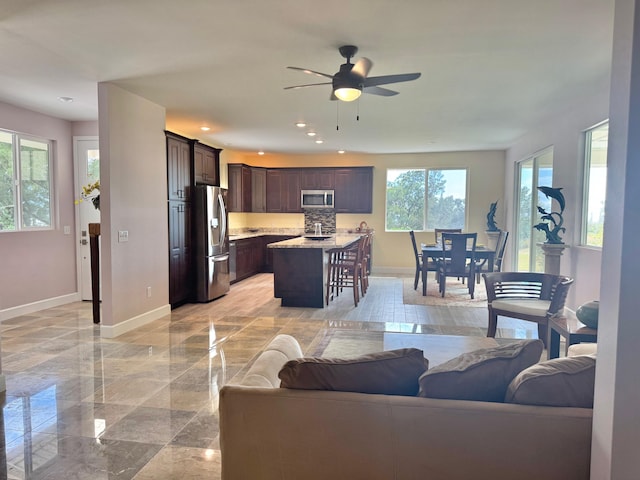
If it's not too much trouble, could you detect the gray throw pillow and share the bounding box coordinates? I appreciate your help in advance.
[418,339,543,402]
[278,348,429,396]
[505,354,596,408]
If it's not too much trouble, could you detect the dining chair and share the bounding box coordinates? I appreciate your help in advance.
[476,230,509,283]
[410,231,437,294]
[483,271,574,348]
[437,232,477,298]
[434,228,462,245]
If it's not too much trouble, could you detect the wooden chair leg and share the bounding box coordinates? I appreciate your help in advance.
[468,273,475,299]
[414,267,420,290]
[487,311,498,338]
[537,323,548,349]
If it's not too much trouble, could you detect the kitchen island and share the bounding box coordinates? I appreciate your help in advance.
[268,234,362,308]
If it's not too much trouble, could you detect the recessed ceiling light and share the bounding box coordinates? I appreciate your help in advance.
[200,126,211,131]
[338,150,345,154]
[295,122,306,128]
[258,151,265,155]
[58,96,73,103]
[306,132,317,137]
[315,139,324,144]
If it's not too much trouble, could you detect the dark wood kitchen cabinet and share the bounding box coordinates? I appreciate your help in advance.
[266,169,301,213]
[251,167,267,213]
[167,133,192,201]
[300,168,335,189]
[168,200,192,306]
[234,237,265,282]
[228,164,252,212]
[334,167,374,213]
[193,142,221,185]
[166,132,193,307]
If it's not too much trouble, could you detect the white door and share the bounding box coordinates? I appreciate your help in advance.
[74,137,100,300]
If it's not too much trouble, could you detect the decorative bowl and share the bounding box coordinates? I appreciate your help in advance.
[576,300,599,329]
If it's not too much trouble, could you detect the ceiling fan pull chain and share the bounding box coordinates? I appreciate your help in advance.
[357,97,360,122]
[336,101,340,131]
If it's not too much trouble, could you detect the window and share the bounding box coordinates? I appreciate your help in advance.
[582,122,608,247]
[386,168,467,231]
[0,129,53,231]
[514,147,553,272]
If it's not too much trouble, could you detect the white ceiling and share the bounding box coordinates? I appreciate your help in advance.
[0,0,614,154]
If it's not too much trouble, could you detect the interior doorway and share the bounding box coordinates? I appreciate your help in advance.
[73,136,100,301]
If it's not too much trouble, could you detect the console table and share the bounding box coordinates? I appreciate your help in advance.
[547,313,597,359]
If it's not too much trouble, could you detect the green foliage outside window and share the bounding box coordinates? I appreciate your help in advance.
[386,168,467,231]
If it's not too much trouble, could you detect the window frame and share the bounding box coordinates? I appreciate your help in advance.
[0,128,55,232]
[580,121,608,248]
[385,167,469,232]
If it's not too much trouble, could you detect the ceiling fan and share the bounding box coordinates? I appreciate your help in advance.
[284,45,421,102]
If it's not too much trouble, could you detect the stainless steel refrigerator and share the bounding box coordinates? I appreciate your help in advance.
[194,185,230,302]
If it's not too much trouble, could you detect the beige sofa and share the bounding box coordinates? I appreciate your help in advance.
[219,335,593,480]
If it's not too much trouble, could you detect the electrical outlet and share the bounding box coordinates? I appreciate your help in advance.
[146,286,152,298]
[118,230,129,242]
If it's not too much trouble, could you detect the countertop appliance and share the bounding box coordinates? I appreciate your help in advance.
[194,185,230,302]
[301,189,334,209]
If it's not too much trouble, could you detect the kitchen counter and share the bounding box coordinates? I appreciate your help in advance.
[267,234,362,249]
[269,234,363,308]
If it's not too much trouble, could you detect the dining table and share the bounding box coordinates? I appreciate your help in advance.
[420,244,496,296]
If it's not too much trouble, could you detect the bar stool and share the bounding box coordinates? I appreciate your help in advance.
[325,237,364,307]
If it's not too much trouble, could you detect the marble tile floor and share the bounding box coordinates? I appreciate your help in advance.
[0,273,540,479]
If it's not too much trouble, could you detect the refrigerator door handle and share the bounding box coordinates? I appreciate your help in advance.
[218,192,227,246]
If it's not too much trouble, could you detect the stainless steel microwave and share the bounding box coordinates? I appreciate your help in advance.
[301,190,334,208]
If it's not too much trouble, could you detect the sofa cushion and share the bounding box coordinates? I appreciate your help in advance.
[278,348,429,396]
[505,355,596,408]
[417,339,543,402]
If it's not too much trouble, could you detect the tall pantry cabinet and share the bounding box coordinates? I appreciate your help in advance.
[166,131,221,307]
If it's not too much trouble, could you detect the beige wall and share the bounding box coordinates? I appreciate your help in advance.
[98,83,170,335]
[220,149,505,273]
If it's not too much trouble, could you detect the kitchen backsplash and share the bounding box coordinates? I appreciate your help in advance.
[303,208,336,233]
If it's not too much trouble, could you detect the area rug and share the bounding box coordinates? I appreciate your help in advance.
[402,275,488,307]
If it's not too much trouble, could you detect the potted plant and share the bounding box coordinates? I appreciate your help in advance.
[533,186,565,244]
[485,201,501,250]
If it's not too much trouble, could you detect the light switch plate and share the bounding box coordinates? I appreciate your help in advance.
[118,230,129,242]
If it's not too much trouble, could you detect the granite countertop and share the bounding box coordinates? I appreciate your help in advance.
[267,234,362,249]
[228,230,304,241]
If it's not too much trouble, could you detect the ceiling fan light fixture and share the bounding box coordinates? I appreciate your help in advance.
[334,87,362,102]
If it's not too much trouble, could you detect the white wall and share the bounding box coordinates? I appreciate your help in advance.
[97,83,170,336]
[0,101,78,314]
[504,89,610,309]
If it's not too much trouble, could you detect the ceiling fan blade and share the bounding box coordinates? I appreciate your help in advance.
[351,57,373,78]
[363,72,421,87]
[287,66,334,79]
[363,85,398,96]
[284,82,332,90]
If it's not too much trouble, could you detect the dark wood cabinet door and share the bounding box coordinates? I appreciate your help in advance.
[300,168,335,189]
[228,164,252,212]
[334,167,373,213]
[266,170,285,212]
[251,167,266,213]
[284,170,301,212]
[194,144,220,185]
[167,136,191,201]
[168,200,192,305]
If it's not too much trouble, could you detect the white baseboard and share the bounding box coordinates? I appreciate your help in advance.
[100,304,171,338]
[0,293,81,322]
